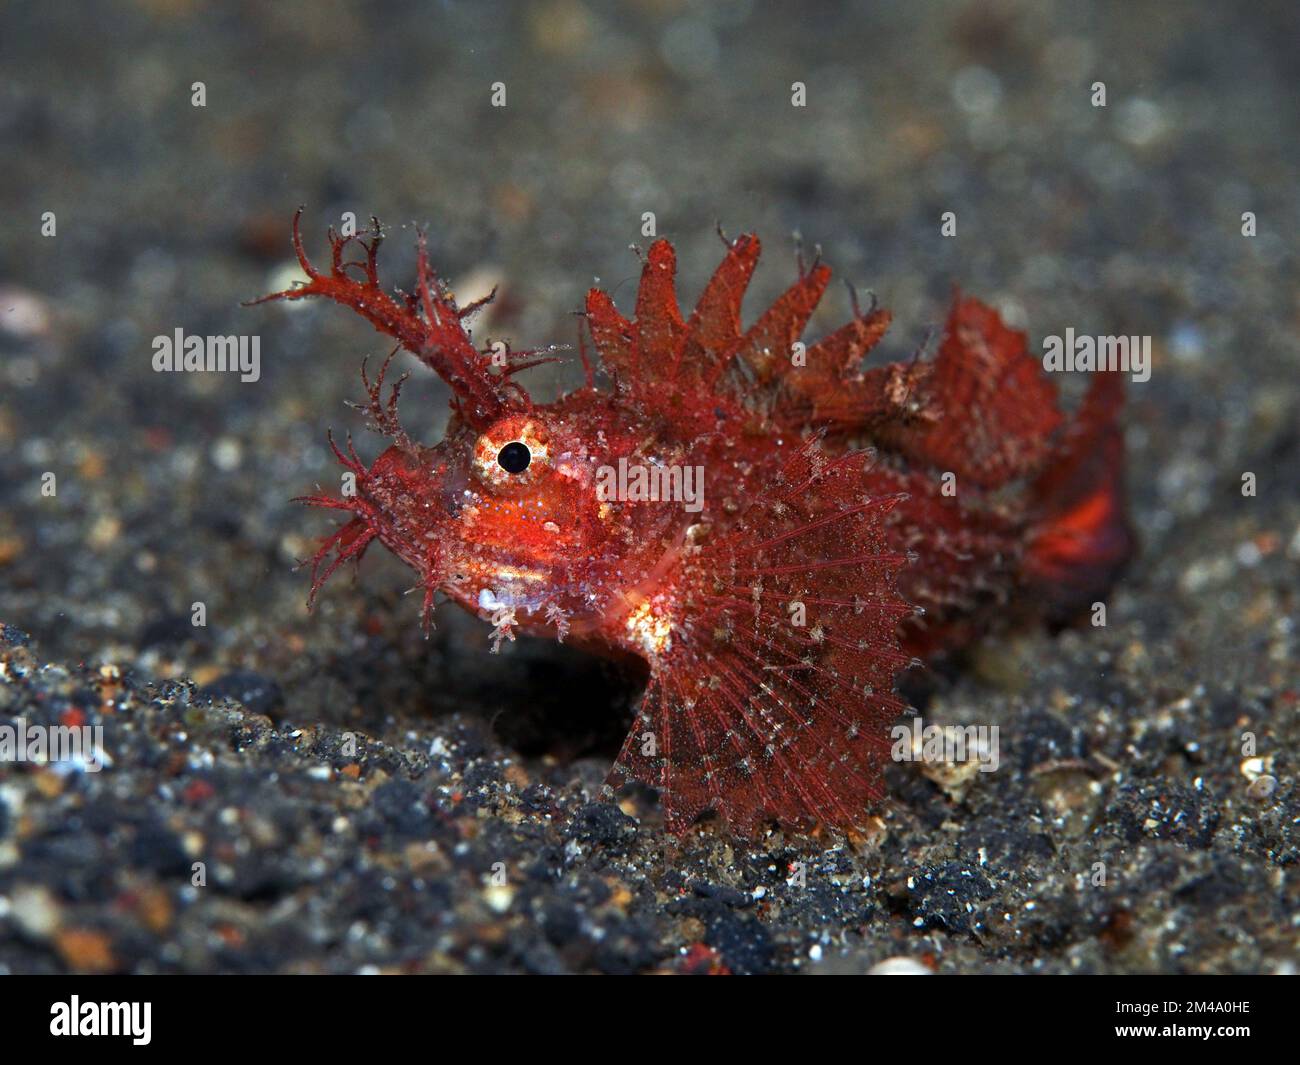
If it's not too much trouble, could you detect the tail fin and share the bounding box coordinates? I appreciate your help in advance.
[871,295,1133,619]
[1023,372,1134,618]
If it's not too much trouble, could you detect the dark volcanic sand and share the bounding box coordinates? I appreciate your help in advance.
[1,2,1297,973]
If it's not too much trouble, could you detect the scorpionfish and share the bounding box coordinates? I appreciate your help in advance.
[252,211,1132,837]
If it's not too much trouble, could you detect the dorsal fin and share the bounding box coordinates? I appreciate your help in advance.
[873,296,1064,488]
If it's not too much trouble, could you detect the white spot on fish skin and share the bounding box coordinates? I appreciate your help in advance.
[626,599,673,656]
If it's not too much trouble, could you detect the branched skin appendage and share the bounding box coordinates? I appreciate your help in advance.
[250,211,1132,838]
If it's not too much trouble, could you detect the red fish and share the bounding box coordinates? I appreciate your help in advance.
[250,210,1132,837]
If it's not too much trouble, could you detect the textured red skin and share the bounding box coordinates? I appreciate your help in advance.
[250,211,1133,837]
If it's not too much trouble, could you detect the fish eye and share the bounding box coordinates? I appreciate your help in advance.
[496,440,532,474]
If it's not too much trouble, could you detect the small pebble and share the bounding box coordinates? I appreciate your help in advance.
[1247,775,1277,801]
[11,884,62,938]
[868,957,932,975]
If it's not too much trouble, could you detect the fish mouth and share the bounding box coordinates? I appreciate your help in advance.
[441,557,553,619]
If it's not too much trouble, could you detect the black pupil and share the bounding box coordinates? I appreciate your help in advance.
[497,441,531,474]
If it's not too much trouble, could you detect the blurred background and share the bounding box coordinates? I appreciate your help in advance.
[0,1,1297,974]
